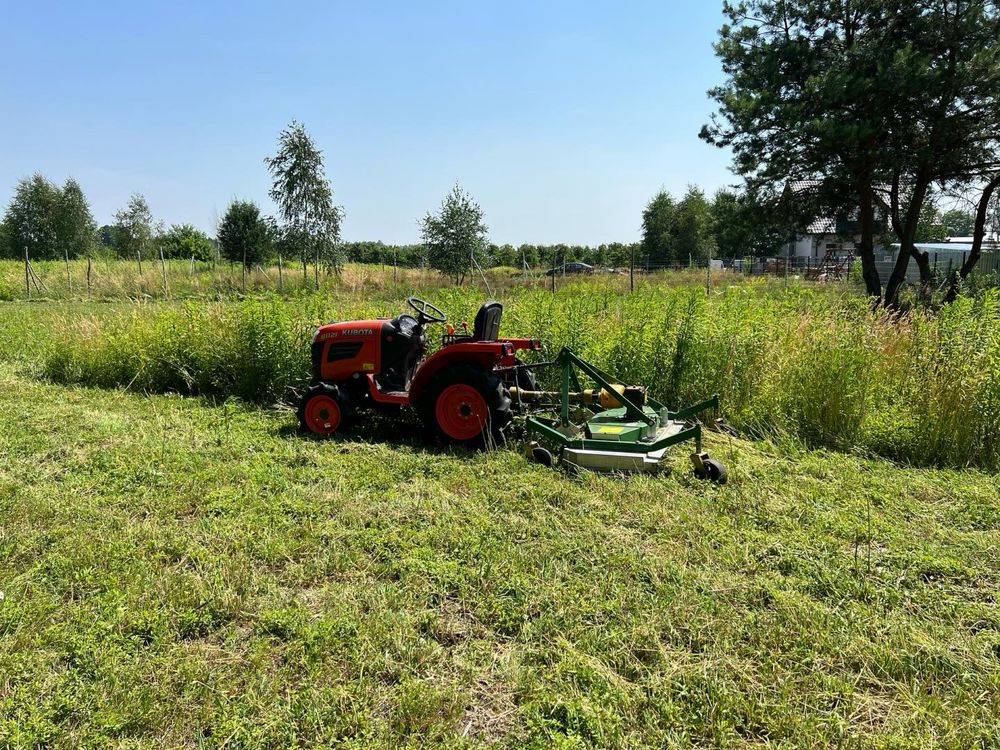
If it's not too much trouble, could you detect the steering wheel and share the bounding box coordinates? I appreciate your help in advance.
[406,296,448,324]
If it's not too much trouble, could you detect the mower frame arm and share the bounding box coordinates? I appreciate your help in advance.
[554,347,656,425]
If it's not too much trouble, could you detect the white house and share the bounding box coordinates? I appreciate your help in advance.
[783,180,890,259]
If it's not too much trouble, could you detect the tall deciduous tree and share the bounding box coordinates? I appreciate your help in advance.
[941,208,976,238]
[56,178,97,259]
[879,3,1000,302]
[1,174,62,260]
[711,187,784,259]
[264,121,344,275]
[674,186,716,263]
[641,190,677,267]
[218,200,272,268]
[112,193,154,261]
[420,183,488,284]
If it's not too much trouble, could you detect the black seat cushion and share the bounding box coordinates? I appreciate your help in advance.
[473,301,503,342]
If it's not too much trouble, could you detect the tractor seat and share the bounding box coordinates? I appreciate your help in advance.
[472,300,503,342]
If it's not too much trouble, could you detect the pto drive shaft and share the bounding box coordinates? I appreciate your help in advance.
[508,384,646,409]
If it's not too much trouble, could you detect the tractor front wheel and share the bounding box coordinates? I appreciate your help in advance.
[419,365,512,447]
[298,383,353,436]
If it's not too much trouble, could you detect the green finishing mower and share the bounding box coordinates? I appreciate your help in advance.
[508,347,729,482]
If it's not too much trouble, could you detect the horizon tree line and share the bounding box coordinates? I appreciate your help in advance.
[1,118,991,284]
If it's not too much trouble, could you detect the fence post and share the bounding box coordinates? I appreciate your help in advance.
[24,248,30,298]
[278,254,284,291]
[87,256,92,298]
[160,247,167,295]
[64,247,71,293]
[314,246,320,289]
[629,244,634,293]
[242,249,247,293]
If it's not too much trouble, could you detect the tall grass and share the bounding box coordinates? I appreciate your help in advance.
[30,278,1000,470]
[43,298,317,403]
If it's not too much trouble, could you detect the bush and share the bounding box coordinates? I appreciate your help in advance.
[157,224,216,261]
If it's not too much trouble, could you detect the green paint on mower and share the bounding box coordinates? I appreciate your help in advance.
[511,347,728,481]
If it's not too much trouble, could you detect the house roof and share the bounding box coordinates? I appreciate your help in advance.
[786,179,892,236]
[786,179,892,199]
[786,180,821,194]
[891,242,999,253]
[806,218,837,234]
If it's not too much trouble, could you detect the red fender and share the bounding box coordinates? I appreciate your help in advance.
[408,341,509,401]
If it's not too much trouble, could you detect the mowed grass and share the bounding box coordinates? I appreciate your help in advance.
[1,366,999,748]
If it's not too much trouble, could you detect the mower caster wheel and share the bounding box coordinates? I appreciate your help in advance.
[691,454,728,484]
[530,446,553,468]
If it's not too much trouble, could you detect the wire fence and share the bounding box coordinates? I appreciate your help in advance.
[4,246,999,302]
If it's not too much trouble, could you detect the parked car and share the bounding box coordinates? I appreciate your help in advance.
[544,261,594,276]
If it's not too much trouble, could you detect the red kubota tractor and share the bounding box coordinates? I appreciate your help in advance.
[298,297,540,444]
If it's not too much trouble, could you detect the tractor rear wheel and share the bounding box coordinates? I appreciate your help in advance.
[298,383,353,436]
[419,365,511,447]
[502,357,539,392]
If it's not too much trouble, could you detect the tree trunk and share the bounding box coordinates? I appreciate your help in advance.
[884,178,930,307]
[945,173,1000,302]
[857,180,882,300]
[911,248,933,288]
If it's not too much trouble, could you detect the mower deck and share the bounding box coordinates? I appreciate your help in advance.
[517,347,726,480]
[564,418,689,472]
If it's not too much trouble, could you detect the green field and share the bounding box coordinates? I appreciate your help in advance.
[2,272,999,748]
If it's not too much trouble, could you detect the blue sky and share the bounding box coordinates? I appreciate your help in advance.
[0,1,734,245]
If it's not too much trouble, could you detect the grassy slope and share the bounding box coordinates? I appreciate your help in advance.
[1,367,998,748]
